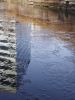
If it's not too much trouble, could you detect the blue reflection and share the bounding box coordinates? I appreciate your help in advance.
[16,22,31,88]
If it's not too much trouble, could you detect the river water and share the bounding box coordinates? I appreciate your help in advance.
[0,4,75,100]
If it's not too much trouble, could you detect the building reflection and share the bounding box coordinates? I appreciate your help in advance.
[0,13,17,92]
[0,11,30,92]
[16,21,31,89]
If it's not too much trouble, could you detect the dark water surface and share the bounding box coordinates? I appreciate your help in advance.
[0,5,75,100]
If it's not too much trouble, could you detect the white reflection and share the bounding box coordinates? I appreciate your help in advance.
[0,14,16,92]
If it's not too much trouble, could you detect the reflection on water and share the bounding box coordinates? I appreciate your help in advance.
[0,14,17,92]
[16,22,31,88]
[13,5,75,33]
[15,6,75,100]
[0,10,30,93]
[0,3,75,100]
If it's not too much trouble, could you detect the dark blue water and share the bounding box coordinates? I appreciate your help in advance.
[0,7,75,100]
